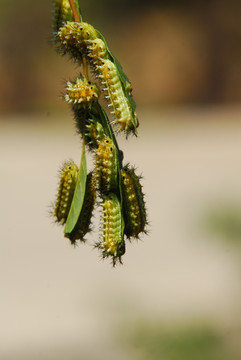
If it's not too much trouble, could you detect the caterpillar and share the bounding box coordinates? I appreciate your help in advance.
[95,137,119,193]
[97,193,125,265]
[83,39,138,136]
[53,160,79,224]
[121,165,147,238]
[64,172,96,244]
[65,77,100,105]
[94,58,138,136]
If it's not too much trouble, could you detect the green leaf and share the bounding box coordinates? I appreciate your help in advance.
[64,143,87,235]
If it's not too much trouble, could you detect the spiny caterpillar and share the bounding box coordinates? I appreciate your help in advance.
[65,77,100,105]
[121,165,147,238]
[94,58,138,135]
[95,137,119,193]
[97,193,125,265]
[53,160,79,224]
[65,172,96,244]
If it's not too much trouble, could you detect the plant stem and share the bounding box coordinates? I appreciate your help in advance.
[82,57,89,80]
[68,1,88,80]
[69,0,80,22]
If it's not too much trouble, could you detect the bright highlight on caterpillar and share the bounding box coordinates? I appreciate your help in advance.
[51,0,147,266]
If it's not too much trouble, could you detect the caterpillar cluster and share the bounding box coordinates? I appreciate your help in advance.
[58,21,138,136]
[51,2,147,266]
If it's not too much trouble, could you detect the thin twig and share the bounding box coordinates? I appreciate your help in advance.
[69,0,80,22]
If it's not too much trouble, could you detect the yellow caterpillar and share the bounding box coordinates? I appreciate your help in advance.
[65,77,100,105]
[53,160,79,224]
[95,137,119,193]
[121,166,147,238]
[98,193,125,265]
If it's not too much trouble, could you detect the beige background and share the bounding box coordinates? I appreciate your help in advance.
[1,106,241,359]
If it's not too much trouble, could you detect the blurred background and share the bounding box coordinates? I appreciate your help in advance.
[1,0,241,359]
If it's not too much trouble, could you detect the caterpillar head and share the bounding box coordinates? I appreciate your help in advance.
[58,21,98,46]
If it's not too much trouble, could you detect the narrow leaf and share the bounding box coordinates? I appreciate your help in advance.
[64,143,87,234]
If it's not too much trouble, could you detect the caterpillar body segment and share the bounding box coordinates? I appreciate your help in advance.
[52,0,74,42]
[95,137,119,193]
[98,193,125,265]
[72,102,106,151]
[53,160,79,224]
[85,118,105,149]
[84,38,109,62]
[65,172,96,244]
[121,166,147,238]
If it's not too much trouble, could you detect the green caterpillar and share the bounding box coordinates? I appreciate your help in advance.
[64,172,96,244]
[121,165,147,238]
[97,193,125,265]
[53,160,79,224]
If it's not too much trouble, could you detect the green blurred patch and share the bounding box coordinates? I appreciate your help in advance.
[124,323,240,360]
[204,204,241,244]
